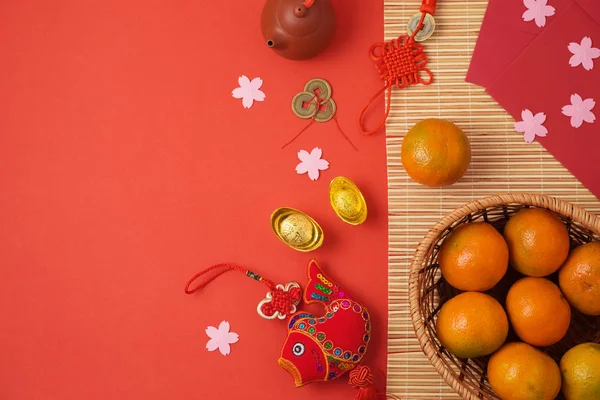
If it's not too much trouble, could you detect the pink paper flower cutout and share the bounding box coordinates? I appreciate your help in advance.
[562,94,596,128]
[232,75,265,109]
[514,109,548,143]
[568,37,600,71]
[206,321,239,356]
[522,0,555,28]
[296,147,329,181]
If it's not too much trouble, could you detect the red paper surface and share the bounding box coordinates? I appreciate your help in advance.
[0,1,388,399]
[488,2,600,196]
[466,0,600,87]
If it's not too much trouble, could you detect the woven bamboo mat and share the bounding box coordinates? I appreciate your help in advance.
[385,1,600,398]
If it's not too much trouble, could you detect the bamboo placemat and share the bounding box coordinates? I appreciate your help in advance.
[385,1,600,398]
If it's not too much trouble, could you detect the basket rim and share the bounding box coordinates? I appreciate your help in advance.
[407,193,600,400]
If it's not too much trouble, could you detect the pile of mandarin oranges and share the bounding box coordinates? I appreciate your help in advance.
[435,208,600,400]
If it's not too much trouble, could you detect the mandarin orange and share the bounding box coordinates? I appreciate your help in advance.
[503,208,570,277]
[487,342,561,400]
[439,222,508,291]
[561,342,600,400]
[436,292,508,359]
[401,118,471,187]
[506,277,571,347]
[558,241,600,316]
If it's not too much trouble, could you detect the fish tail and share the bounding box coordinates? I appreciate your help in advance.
[303,259,351,305]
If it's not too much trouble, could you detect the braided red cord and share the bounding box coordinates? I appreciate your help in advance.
[358,16,433,136]
[420,0,437,15]
[260,285,302,317]
[184,264,275,294]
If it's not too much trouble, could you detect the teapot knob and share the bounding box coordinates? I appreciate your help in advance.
[293,4,308,18]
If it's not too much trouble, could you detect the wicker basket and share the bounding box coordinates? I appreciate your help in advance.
[408,193,600,400]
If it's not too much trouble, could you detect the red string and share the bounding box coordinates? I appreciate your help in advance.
[282,119,317,149]
[283,94,358,151]
[303,0,315,7]
[358,13,433,136]
[184,264,275,294]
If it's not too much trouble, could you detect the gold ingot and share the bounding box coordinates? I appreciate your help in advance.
[329,177,367,225]
[270,207,324,252]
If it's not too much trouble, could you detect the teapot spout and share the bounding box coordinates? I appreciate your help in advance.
[265,30,286,49]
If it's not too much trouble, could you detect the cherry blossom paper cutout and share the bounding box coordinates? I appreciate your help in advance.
[295,147,329,181]
[206,321,239,356]
[522,0,555,28]
[514,109,548,143]
[562,94,596,128]
[232,75,265,109]
[568,37,600,71]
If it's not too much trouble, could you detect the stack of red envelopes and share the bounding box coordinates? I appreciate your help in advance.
[467,0,600,198]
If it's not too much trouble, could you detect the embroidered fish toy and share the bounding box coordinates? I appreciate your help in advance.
[185,259,389,399]
[278,259,371,386]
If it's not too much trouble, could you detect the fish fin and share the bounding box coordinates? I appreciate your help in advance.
[303,259,351,305]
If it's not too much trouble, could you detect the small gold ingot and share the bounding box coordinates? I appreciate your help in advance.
[270,207,324,252]
[329,177,367,225]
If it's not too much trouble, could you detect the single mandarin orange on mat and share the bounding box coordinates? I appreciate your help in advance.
[436,292,508,359]
[506,277,571,347]
[503,208,570,277]
[560,342,600,400]
[439,222,509,291]
[558,241,600,316]
[401,118,471,187]
[487,342,561,400]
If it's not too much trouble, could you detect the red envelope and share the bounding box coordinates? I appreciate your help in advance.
[467,0,599,87]
[487,2,600,197]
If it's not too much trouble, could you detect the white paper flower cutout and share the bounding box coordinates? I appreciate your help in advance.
[206,321,239,356]
[296,147,329,181]
[232,76,265,109]
[522,0,555,28]
[514,109,548,143]
[562,94,596,128]
[568,37,600,71]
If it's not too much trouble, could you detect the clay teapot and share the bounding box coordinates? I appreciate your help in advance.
[261,0,336,60]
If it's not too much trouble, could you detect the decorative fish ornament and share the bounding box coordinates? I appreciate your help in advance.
[278,259,371,386]
[185,259,388,399]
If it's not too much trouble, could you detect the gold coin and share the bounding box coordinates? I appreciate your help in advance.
[270,207,324,252]
[407,13,436,42]
[314,98,336,123]
[292,91,318,119]
[329,177,367,225]
[304,78,332,103]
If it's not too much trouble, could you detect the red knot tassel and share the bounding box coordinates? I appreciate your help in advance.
[349,365,403,400]
[349,366,378,400]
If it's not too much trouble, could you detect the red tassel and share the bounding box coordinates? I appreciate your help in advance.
[349,366,378,400]
[348,365,403,400]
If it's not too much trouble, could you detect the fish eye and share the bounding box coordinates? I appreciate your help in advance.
[292,342,305,356]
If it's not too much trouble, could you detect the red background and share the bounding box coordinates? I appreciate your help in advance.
[0,1,388,399]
